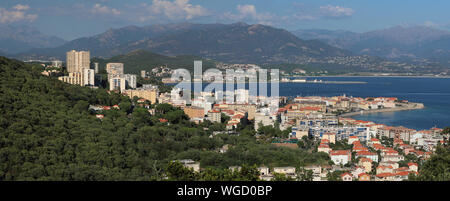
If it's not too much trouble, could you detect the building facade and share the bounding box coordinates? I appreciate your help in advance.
[66,50,90,73]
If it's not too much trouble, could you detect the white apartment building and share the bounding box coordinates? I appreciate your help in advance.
[66,50,90,73]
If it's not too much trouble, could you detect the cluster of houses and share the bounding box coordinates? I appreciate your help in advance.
[319,135,422,181]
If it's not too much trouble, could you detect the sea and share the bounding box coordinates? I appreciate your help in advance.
[170,77,450,130]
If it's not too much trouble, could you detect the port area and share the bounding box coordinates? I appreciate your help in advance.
[339,102,425,117]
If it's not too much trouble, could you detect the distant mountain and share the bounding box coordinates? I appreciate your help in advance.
[18,23,204,60]
[0,25,67,54]
[17,22,351,64]
[92,49,218,74]
[292,29,359,49]
[293,26,450,59]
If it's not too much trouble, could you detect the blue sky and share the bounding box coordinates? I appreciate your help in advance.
[1,0,449,40]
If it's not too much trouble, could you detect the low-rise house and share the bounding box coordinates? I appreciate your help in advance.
[352,166,365,178]
[273,167,296,174]
[376,165,394,175]
[358,173,371,181]
[369,138,381,146]
[341,172,353,181]
[353,146,369,153]
[273,167,296,178]
[379,161,399,170]
[348,136,359,145]
[322,132,336,144]
[177,159,200,172]
[356,151,379,162]
[318,143,331,154]
[358,158,373,173]
[408,163,418,172]
[394,167,409,173]
[258,166,270,176]
[382,149,399,157]
[395,171,411,181]
[375,173,395,181]
[382,155,404,163]
[330,150,351,165]
[304,165,322,175]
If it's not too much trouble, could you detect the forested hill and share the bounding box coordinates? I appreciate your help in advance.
[0,56,332,181]
[92,50,218,74]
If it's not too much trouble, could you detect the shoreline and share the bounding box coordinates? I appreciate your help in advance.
[339,103,425,117]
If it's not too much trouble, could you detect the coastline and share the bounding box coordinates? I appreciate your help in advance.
[339,103,425,117]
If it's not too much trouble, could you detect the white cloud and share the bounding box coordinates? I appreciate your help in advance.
[237,5,258,18]
[13,4,30,11]
[223,4,275,24]
[92,4,121,15]
[320,5,354,18]
[141,0,209,21]
[0,4,37,23]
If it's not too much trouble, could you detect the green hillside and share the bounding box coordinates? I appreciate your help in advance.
[92,50,218,74]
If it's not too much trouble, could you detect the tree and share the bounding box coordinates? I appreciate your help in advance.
[326,171,344,181]
[296,168,313,181]
[74,100,89,113]
[410,145,450,181]
[155,103,175,114]
[271,173,294,181]
[166,161,197,181]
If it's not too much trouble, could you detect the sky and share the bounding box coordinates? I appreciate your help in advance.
[1,0,450,40]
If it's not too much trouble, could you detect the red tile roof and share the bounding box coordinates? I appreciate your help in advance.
[330,150,350,156]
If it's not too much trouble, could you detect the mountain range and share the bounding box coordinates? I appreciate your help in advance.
[293,26,450,60]
[14,22,350,64]
[0,25,66,55]
[4,23,450,65]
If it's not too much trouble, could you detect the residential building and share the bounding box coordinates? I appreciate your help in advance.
[106,63,124,77]
[356,151,379,162]
[184,106,205,120]
[109,77,126,92]
[358,173,371,181]
[66,50,90,73]
[177,159,200,172]
[124,74,137,89]
[123,85,159,104]
[207,110,221,123]
[341,172,353,181]
[408,163,418,172]
[318,143,331,154]
[358,158,373,173]
[83,68,95,86]
[330,150,351,165]
[322,132,336,144]
[58,72,83,86]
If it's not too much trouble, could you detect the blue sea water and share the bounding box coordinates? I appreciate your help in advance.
[278,77,450,130]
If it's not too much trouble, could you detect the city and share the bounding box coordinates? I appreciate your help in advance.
[35,49,448,182]
[0,0,449,199]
